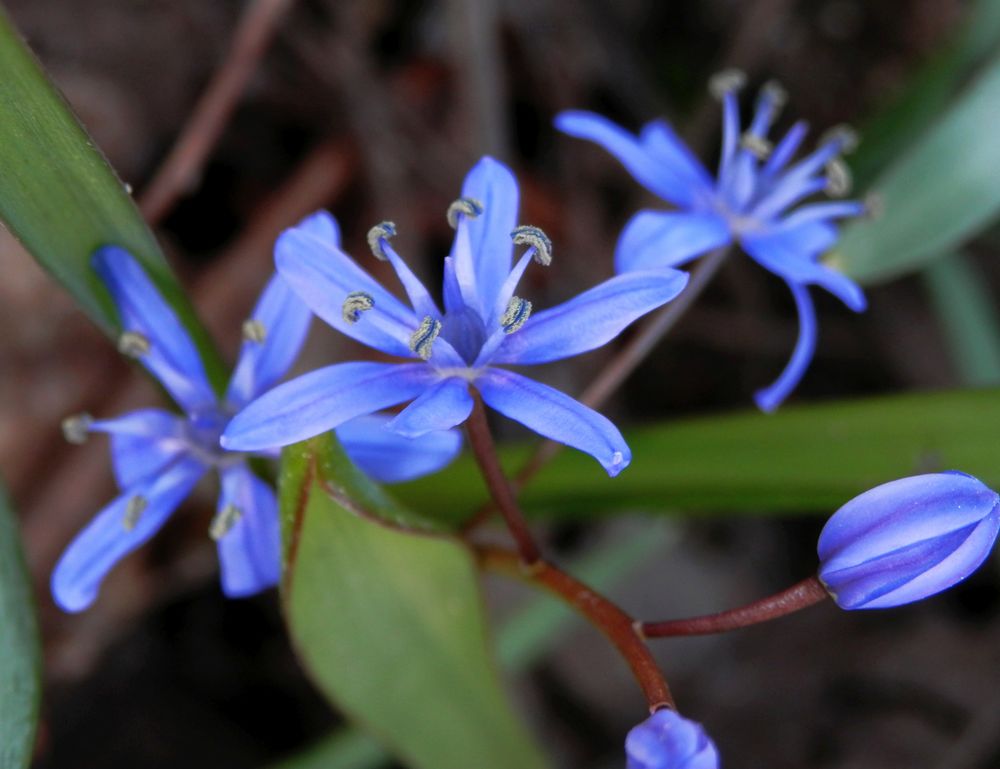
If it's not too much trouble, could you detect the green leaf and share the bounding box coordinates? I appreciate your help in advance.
[0,8,225,386]
[279,433,549,769]
[0,482,41,769]
[835,53,1000,284]
[396,388,1000,522]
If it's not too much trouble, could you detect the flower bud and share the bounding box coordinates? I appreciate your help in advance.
[818,472,1000,610]
[626,709,720,769]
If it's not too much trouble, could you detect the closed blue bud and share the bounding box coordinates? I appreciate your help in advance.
[626,709,720,769]
[818,472,1000,610]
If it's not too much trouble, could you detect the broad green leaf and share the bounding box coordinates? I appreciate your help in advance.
[397,388,1000,522]
[835,53,1000,284]
[0,483,41,769]
[279,433,549,769]
[0,8,225,386]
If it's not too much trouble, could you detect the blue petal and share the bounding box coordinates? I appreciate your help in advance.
[338,413,463,483]
[215,464,281,598]
[221,362,435,451]
[778,201,865,228]
[556,111,699,208]
[295,208,342,245]
[615,210,732,274]
[451,157,519,313]
[638,120,716,206]
[226,274,312,407]
[385,377,474,437]
[89,409,188,488]
[753,282,817,413]
[275,212,421,358]
[625,709,720,769]
[50,457,206,612]
[93,247,215,412]
[476,368,630,476]
[761,120,808,180]
[492,268,689,366]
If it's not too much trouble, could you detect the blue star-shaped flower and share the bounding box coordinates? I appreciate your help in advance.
[222,157,689,475]
[556,73,868,411]
[626,708,720,769]
[53,245,461,612]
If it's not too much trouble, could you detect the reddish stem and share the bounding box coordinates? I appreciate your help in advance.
[641,576,830,638]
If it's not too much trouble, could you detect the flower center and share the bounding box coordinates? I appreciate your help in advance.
[184,406,240,466]
[439,305,488,365]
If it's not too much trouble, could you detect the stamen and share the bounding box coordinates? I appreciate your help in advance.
[820,124,859,154]
[209,504,243,541]
[708,68,746,99]
[123,495,148,531]
[760,80,788,109]
[511,225,553,266]
[409,316,442,360]
[366,221,397,261]
[342,291,375,324]
[446,197,484,229]
[242,319,266,343]
[824,158,852,197]
[118,330,151,358]
[61,413,93,444]
[863,193,884,220]
[501,296,532,334]
[740,132,773,160]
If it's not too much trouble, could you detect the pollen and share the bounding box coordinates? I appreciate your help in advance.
[820,124,859,154]
[242,319,267,343]
[824,158,852,197]
[123,495,148,531]
[760,80,787,109]
[708,68,746,99]
[118,330,151,358]
[342,291,375,324]
[863,192,884,221]
[61,413,93,444]
[511,225,553,266]
[409,315,442,360]
[740,132,772,160]
[209,504,243,541]
[446,197,484,228]
[366,221,397,261]
[501,296,532,334]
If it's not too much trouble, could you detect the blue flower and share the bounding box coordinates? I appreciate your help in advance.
[53,246,461,612]
[626,709,720,769]
[222,157,689,475]
[556,72,868,411]
[818,472,1000,610]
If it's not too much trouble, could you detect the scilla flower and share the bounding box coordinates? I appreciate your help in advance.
[818,472,1000,610]
[53,246,460,612]
[556,71,868,411]
[222,157,689,475]
[626,709,720,769]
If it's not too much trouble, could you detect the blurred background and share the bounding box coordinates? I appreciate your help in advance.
[3,0,1000,767]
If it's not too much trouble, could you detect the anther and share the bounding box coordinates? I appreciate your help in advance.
[342,291,375,324]
[740,132,773,160]
[409,315,442,360]
[708,68,746,99]
[501,296,532,334]
[446,197,484,229]
[366,221,397,261]
[824,158,852,197]
[511,225,553,266]
[123,495,148,531]
[242,319,266,343]
[760,80,788,109]
[61,413,93,444]
[819,124,859,154]
[118,330,151,358]
[863,193,884,221]
[209,504,243,541]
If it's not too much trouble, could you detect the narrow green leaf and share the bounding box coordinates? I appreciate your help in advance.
[279,433,549,769]
[0,8,225,385]
[0,482,41,769]
[835,53,1000,284]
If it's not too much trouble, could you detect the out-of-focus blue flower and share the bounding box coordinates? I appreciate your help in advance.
[53,246,461,612]
[556,72,868,412]
[818,472,1000,610]
[222,156,689,476]
[626,709,720,769]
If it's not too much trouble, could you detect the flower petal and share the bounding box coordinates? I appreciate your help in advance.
[385,377,474,437]
[89,409,188,488]
[226,274,312,407]
[221,362,435,451]
[475,368,630,476]
[215,464,281,598]
[51,458,206,612]
[275,211,420,358]
[492,268,689,365]
[753,282,817,413]
[638,120,716,205]
[337,413,463,483]
[93,246,215,411]
[615,210,732,274]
